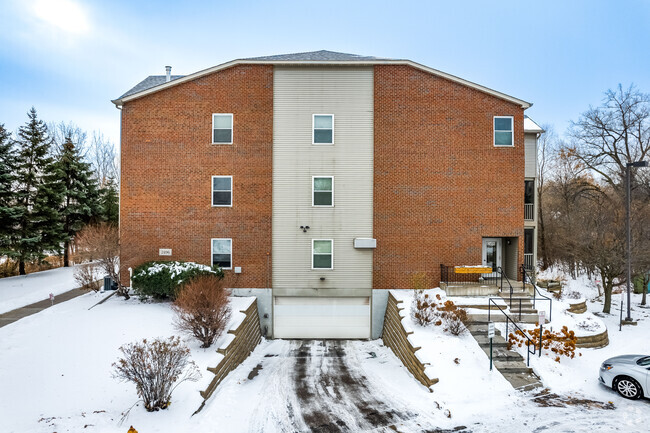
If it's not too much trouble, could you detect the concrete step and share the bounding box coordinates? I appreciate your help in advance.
[480,346,524,362]
[501,371,543,391]
[471,334,507,347]
[467,313,540,324]
[494,360,533,374]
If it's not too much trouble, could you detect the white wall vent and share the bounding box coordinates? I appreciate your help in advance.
[354,238,376,249]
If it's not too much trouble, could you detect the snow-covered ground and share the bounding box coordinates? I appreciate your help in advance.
[0,269,649,432]
[0,265,84,314]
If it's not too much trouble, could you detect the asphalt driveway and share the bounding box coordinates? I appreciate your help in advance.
[214,339,467,433]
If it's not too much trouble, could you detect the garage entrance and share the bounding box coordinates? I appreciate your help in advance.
[273,296,371,339]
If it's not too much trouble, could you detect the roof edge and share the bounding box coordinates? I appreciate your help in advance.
[112,59,531,109]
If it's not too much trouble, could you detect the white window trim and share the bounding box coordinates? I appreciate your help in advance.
[211,175,233,207]
[211,238,232,270]
[493,115,514,147]
[212,113,233,145]
[312,176,334,207]
[312,114,334,145]
[311,239,333,270]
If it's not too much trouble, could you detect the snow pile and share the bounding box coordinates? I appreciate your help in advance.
[142,261,217,279]
[0,292,256,433]
[390,289,516,417]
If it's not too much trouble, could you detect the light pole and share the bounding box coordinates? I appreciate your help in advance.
[625,160,648,322]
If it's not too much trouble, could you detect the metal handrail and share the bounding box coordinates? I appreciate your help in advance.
[487,298,537,366]
[496,266,516,305]
[521,264,552,321]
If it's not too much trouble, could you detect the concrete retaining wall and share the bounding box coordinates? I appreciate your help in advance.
[200,299,262,400]
[567,300,587,314]
[381,292,438,390]
[576,329,609,349]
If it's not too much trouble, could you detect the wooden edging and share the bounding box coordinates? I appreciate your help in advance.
[567,301,587,314]
[197,299,262,409]
[381,293,438,391]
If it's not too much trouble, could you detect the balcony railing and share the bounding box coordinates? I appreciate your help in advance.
[524,253,534,271]
[524,203,535,221]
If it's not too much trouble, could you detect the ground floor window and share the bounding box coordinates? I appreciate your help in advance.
[212,238,232,269]
[312,239,333,269]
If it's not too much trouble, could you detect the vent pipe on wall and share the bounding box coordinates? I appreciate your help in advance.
[165,66,172,82]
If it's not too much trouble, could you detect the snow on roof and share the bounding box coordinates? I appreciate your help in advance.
[524,115,544,133]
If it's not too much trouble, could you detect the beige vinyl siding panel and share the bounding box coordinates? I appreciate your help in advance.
[524,133,537,178]
[273,66,374,290]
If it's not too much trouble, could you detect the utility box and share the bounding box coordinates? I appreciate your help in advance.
[103,276,118,291]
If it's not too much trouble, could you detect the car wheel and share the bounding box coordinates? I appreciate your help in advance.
[614,377,643,399]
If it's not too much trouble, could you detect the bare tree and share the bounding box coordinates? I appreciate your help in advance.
[537,124,559,270]
[568,84,650,189]
[88,131,119,187]
[49,122,88,157]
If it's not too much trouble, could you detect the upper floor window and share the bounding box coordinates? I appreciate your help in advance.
[494,116,513,147]
[313,176,334,206]
[312,239,333,269]
[313,114,334,144]
[212,176,232,207]
[212,238,232,269]
[212,114,233,144]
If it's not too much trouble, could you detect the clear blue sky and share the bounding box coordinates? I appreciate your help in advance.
[1,0,649,146]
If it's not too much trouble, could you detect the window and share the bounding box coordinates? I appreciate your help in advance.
[312,239,333,269]
[494,116,513,147]
[211,238,232,269]
[212,176,232,207]
[312,176,334,206]
[212,114,233,144]
[313,114,334,144]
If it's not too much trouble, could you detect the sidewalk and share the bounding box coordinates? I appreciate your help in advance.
[0,287,87,328]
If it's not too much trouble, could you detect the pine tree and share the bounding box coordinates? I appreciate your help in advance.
[13,108,62,274]
[99,177,119,225]
[51,133,101,266]
[0,124,18,258]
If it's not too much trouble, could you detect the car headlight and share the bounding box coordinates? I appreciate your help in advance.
[601,363,613,371]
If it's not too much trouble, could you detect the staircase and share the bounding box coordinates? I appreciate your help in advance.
[467,322,543,391]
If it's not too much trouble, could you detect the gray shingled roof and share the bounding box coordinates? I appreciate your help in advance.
[243,50,392,62]
[119,75,185,99]
[116,51,389,101]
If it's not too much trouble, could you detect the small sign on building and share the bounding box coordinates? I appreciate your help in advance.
[538,310,546,325]
[159,248,172,256]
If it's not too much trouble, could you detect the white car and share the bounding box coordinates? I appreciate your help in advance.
[600,355,650,399]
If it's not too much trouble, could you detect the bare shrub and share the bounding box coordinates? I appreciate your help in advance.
[508,325,578,363]
[439,300,468,335]
[112,337,200,411]
[172,276,231,348]
[74,263,102,291]
[73,223,129,298]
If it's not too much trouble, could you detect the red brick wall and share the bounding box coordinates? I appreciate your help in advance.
[120,64,273,287]
[373,65,525,289]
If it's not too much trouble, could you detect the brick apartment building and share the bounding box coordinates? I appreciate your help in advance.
[112,50,543,339]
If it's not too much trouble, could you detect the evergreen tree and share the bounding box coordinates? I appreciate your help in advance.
[51,133,101,266]
[13,108,62,274]
[99,177,119,225]
[0,124,18,257]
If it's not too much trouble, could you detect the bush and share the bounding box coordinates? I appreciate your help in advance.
[438,300,468,335]
[73,263,102,291]
[131,261,224,300]
[508,325,578,363]
[112,337,200,412]
[411,290,439,325]
[172,275,231,348]
[73,223,129,298]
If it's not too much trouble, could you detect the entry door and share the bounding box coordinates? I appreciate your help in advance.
[482,238,502,273]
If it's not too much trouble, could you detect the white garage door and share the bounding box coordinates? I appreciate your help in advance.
[274,296,370,339]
